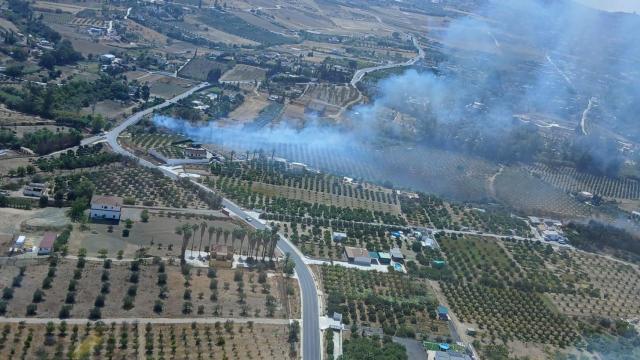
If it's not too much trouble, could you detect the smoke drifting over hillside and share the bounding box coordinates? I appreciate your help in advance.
[155,0,640,192]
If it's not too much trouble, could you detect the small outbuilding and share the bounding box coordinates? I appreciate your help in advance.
[390,247,404,262]
[38,232,56,255]
[437,305,449,320]
[377,252,391,265]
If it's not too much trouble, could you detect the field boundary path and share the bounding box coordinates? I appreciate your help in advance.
[0,317,292,325]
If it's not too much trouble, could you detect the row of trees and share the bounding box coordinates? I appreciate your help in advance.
[174,223,281,265]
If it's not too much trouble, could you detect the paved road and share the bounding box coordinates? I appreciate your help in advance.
[350,35,424,88]
[97,85,322,360]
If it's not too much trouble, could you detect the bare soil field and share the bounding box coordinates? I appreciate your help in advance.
[227,93,269,122]
[303,84,359,107]
[0,321,297,359]
[34,1,100,14]
[0,207,69,235]
[0,18,19,33]
[0,258,295,320]
[50,24,118,55]
[220,64,267,83]
[81,100,134,121]
[125,19,168,46]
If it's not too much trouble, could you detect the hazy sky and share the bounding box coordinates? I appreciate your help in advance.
[574,0,640,13]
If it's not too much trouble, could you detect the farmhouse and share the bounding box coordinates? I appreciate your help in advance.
[344,246,370,266]
[38,232,56,255]
[23,182,47,197]
[90,195,123,221]
[184,147,208,159]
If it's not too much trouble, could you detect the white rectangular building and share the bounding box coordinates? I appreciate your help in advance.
[90,195,123,221]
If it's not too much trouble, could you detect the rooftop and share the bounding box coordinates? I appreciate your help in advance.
[390,247,404,258]
[39,232,56,248]
[91,195,123,207]
[344,246,370,259]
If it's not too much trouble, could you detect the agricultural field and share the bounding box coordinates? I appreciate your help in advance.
[279,220,404,261]
[178,58,232,82]
[34,11,74,26]
[438,236,579,348]
[302,84,360,108]
[124,132,187,151]
[443,283,578,346]
[494,168,592,218]
[55,164,209,209]
[68,211,239,258]
[208,141,497,202]
[220,64,267,83]
[0,321,297,360]
[544,251,640,319]
[318,265,449,340]
[207,158,401,215]
[147,76,197,100]
[0,257,294,320]
[527,163,640,200]
[196,9,297,46]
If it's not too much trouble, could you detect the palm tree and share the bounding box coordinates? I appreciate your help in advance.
[198,221,208,256]
[176,224,192,266]
[215,227,223,245]
[207,227,215,252]
[237,229,247,257]
[232,229,242,254]
[268,231,279,261]
[190,223,199,256]
[248,232,257,260]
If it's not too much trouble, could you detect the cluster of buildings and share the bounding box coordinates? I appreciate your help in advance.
[343,245,405,269]
[528,217,567,244]
[7,232,56,255]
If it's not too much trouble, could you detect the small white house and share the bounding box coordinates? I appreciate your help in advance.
[23,182,47,197]
[90,195,123,221]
